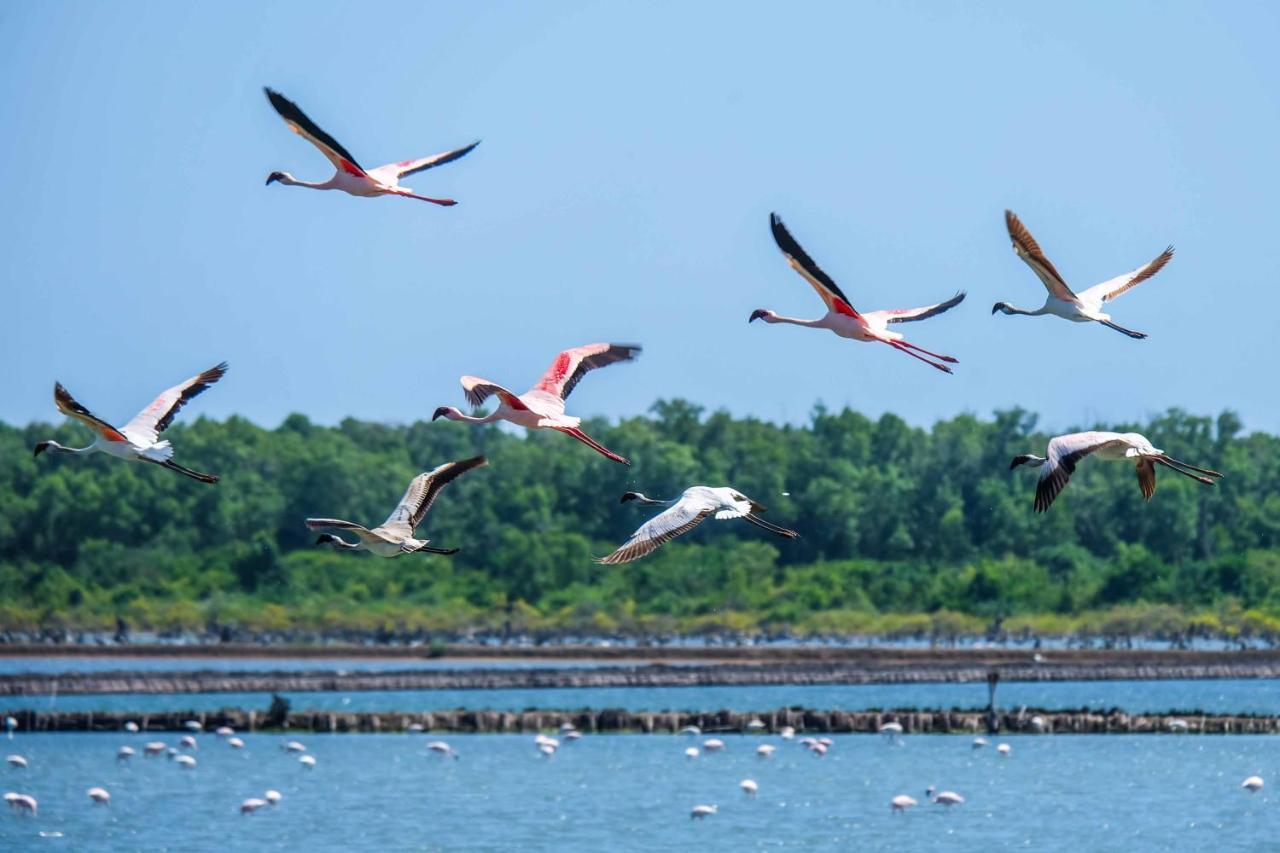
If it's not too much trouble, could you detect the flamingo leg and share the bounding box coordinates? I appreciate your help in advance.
[1161,455,1223,478]
[895,339,958,364]
[1155,457,1217,485]
[555,427,630,465]
[395,190,457,206]
[883,340,953,374]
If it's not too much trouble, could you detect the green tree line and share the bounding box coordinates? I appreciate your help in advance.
[3,402,1279,638]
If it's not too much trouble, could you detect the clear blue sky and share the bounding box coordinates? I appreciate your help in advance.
[3,1,1277,433]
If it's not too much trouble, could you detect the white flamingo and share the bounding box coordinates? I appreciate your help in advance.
[756,744,776,758]
[143,741,167,757]
[299,755,316,768]
[891,795,917,813]
[179,735,198,751]
[597,487,797,565]
[427,741,458,760]
[87,787,110,805]
[7,793,36,816]
[1242,776,1264,792]
[175,755,197,769]
[703,739,725,752]
[684,747,700,759]
[307,457,487,556]
[264,790,282,805]
[283,741,307,753]
[691,804,718,819]
[779,726,795,740]
[264,88,478,206]
[433,343,641,465]
[933,791,965,807]
[34,363,227,483]
[6,756,26,769]
[997,743,1011,755]
[1011,431,1222,513]
[124,722,139,733]
[227,737,245,749]
[240,798,268,815]
[740,779,758,797]
[215,726,234,737]
[994,210,1173,338]
[753,213,965,373]
[117,746,135,763]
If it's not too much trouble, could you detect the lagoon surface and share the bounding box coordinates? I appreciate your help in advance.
[5,679,1280,716]
[0,732,1274,851]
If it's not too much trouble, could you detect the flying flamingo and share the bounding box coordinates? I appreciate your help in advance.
[433,343,641,465]
[307,457,487,557]
[994,210,1173,338]
[264,88,478,206]
[34,363,227,483]
[596,487,797,565]
[1010,431,1222,512]
[752,213,965,373]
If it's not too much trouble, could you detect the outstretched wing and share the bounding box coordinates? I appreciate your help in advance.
[769,213,861,318]
[1034,431,1126,512]
[264,87,367,177]
[1005,210,1077,303]
[531,343,642,401]
[1079,247,1174,304]
[122,362,227,445]
[460,376,529,410]
[53,383,128,443]
[381,456,488,534]
[867,292,966,325]
[596,500,714,565]
[367,140,481,183]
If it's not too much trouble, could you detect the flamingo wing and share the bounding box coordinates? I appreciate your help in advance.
[769,213,861,318]
[367,141,481,183]
[53,383,128,443]
[1005,210,1078,303]
[866,292,967,325]
[531,343,642,401]
[596,498,715,565]
[121,362,227,445]
[1079,247,1174,304]
[1034,431,1127,512]
[460,376,529,410]
[381,456,488,534]
[264,88,367,177]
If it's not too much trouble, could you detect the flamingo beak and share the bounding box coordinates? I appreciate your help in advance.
[620,492,642,504]
[749,309,768,323]
[432,407,450,422]
[33,442,49,458]
[265,172,284,186]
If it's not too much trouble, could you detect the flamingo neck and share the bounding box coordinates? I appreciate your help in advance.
[281,174,336,190]
[765,313,825,327]
[44,441,95,455]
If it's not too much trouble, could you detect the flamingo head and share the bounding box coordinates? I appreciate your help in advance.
[33,441,52,458]
[1009,453,1046,470]
[749,309,773,323]
[265,171,289,186]
[314,534,342,547]
[991,302,1014,315]
[620,491,644,504]
[432,406,462,422]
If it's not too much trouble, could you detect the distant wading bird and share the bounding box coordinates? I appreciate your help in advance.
[34,363,227,483]
[753,213,965,373]
[596,487,798,565]
[994,210,1173,338]
[1011,431,1221,513]
[307,457,488,556]
[433,343,641,465]
[264,88,478,206]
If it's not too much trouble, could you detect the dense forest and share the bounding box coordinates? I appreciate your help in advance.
[3,402,1279,639]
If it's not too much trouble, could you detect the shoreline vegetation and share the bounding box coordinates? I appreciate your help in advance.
[8,707,1279,736]
[5,404,1280,642]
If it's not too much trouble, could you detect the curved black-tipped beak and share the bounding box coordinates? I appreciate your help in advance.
[990,303,1003,315]
[620,491,641,504]
[431,407,450,422]
[33,442,49,458]
[749,309,768,323]
[314,535,331,546]
[265,172,284,186]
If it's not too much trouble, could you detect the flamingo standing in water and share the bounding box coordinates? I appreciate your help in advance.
[433,343,641,465]
[752,213,965,373]
[307,457,488,557]
[994,210,1173,338]
[1010,431,1222,512]
[264,88,478,206]
[33,363,227,482]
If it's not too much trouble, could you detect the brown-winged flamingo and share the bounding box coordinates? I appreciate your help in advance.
[596,487,797,565]
[264,88,478,206]
[752,213,965,373]
[1011,431,1221,513]
[433,343,641,465]
[995,210,1173,338]
[34,363,227,483]
[307,457,487,557]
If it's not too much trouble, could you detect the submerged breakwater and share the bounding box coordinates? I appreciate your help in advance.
[7,707,1279,735]
[7,657,1280,697]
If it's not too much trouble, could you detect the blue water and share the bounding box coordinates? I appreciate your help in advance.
[5,679,1279,716]
[0,732,1274,851]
